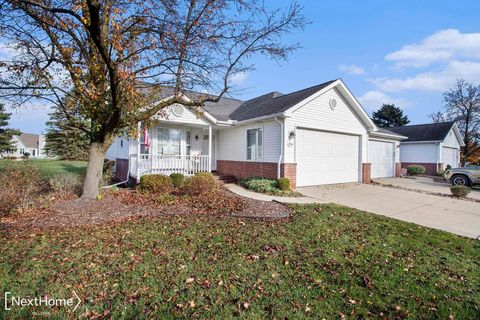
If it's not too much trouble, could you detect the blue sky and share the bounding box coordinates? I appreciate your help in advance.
[5,0,480,133]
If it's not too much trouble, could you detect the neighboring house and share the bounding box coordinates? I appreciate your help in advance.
[106,79,406,188]
[388,122,464,175]
[1,133,47,159]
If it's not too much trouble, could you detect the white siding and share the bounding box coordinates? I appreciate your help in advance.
[152,104,210,126]
[106,136,130,160]
[217,120,281,162]
[440,128,461,168]
[442,128,461,149]
[284,88,368,163]
[399,143,438,163]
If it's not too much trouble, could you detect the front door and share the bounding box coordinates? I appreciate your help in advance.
[202,134,216,171]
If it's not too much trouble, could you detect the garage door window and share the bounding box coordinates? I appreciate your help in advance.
[247,128,263,160]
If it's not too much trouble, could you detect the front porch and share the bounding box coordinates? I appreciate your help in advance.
[129,122,216,179]
[130,154,211,177]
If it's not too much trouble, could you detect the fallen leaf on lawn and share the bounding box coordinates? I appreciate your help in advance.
[186,278,194,284]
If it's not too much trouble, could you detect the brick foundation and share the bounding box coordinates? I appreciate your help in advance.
[362,163,371,184]
[395,163,402,177]
[281,163,297,189]
[217,160,298,188]
[115,158,129,181]
[401,162,443,175]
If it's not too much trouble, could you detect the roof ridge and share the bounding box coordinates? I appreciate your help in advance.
[393,121,454,128]
[272,79,337,100]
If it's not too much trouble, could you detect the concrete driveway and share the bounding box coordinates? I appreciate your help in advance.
[374,177,480,201]
[297,183,480,239]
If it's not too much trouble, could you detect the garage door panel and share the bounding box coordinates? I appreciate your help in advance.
[369,140,394,178]
[296,129,360,186]
[442,147,459,168]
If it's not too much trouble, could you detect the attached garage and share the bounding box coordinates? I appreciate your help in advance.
[296,129,360,186]
[368,140,395,178]
[442,146,459,168]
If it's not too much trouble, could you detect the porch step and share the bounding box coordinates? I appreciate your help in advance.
[214,174,238,184]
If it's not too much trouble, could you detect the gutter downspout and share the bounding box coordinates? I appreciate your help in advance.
[274,117,284,179]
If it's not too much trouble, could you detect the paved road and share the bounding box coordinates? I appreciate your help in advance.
[298,183,480,239]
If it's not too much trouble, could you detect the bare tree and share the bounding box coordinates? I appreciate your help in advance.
[432,80,480,164]
[0,0,305,198]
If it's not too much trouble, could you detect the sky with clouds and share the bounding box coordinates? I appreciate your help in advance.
[2,0,480,134]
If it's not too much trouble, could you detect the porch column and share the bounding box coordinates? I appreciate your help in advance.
[136,121,141,178]
[208,125,212,172]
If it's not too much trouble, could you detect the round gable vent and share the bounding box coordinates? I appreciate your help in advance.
[329,98,337,110]
[172,105,184,116]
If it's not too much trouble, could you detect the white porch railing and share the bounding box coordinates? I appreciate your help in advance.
[130,154,210,178]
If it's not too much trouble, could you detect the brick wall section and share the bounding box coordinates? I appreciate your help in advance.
[395,163,402,177]
[281,163,297,189]
[217,160,278,180]
[401,162,443,175]
[362,163,371,184]
[217,160,298,188]
[115,158,129,181]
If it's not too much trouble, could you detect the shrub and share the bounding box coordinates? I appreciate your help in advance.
[195,172,215,179]
[278,178,290,191]
[170,173,185,188]
[190,190,246,214]
[0,161,42,216]
[450,185,470,198]
[49,173,82,195]
[102,160,115,185]
[445,164,452,171]
[406,165,425,175]
[182,173,217,196]
[156,194,178,205]
[138,174,174,194]
[241,177,279,193]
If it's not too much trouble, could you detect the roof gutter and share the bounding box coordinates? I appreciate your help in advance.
[231,112,288,125]
[369,131,408,140]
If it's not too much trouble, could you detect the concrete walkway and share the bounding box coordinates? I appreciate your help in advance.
[298,183,480,239]
[224,184,318,204]
[374,177,480,201]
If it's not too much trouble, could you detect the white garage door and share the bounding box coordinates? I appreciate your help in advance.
[296,129,360,186]
[442,147,459,168]
[368,140,395,178]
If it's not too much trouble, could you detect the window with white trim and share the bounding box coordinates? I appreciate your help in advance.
[186,131,191,155]
[157,128,181,155]
[246,128,263,160]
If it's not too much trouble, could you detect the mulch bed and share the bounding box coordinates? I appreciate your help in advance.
[0,188,291,232]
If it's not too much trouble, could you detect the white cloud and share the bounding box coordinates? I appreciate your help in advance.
[338,64,365,75]
[371,60,480,92]
[230,71,248,85]
[385,29,480,68]
[357,91,409,110]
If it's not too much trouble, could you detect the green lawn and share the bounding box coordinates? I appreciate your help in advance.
[1,204,479,319]
[0,159,87,177]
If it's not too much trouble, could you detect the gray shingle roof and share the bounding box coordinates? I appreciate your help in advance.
[388,122,455,142]
[17,133,40,148]
[227,80,336,121]
[141,80,337,122]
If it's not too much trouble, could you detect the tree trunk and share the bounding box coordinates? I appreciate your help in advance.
[81,142,108,199]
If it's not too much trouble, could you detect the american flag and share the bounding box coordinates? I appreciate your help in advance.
[143,127,151,151]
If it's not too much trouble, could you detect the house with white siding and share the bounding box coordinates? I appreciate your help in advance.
[388,122,464,175]
[106,79,406,188]
[1,133,47,159]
